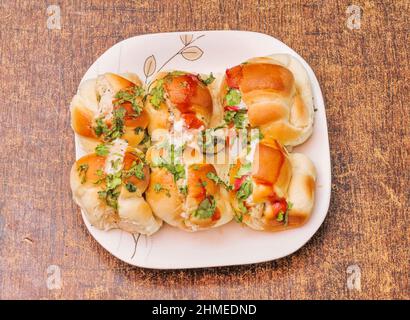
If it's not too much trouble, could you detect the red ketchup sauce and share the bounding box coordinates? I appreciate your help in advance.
[225,65,243,89]
[165,74,205,129]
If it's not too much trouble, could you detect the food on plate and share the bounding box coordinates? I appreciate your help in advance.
[145,141,233,231]
[144,71,216,142]
[71,73,149,153]
[70,139,162,235]
[219,54,314,146]
[228,139,316,231]
[70,54,317,235]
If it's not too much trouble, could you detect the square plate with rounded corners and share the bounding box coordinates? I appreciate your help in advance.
[75,30,331,269]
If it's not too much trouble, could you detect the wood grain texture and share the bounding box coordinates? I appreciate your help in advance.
[0,0,408,299]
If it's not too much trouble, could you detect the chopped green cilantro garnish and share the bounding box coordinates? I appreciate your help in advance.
[193,196,217,219]
[105,107,126,140]
[161,162,185,182]
[94,117,108,137]
[251,128,264,141]
[225,88,241,106]
[110,158,122,171]
[94,107,126,142]
[178,185,188,196]
[152,144,185,182]
[276,201,293,225]
[167,71,186,77]
[98,171,122,209]
[93,169,105,185]
[235,176,251,218]
[206,172,232,190]
[234,212,244,223]
[139,129,151,147]
[134,127,143,135]
[95,144,109,156]
[232,111,247,129]
[284,202,293,226]
[114,86,144,117]
[199,73,215,86]
[223,110,235,124]
[238,201,248,214]
[149,79,165,109]
[77,164,89,184]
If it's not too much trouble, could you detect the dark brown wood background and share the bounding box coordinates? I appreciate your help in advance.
[0,0,408,300]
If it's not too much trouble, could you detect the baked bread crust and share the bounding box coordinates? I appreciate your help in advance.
[219,54,314,146]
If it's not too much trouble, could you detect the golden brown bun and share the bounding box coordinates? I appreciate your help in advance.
[229,140,316,232]
[251,140,292,199]
[70,142,162,235]
[71,73,148,153]
[145,145,233,231]
[145,71,213,142]
[220,54,314,146]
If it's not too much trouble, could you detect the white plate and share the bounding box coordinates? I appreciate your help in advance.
[75,30,331,269]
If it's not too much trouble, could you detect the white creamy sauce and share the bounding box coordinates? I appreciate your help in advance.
[237,99,248,110]
[180,210,190,219]
[184,219,199,231]
[98,93,114,120]
[96,75,115,120]
[171,118,187,149]
[185,131,197,149]
[183,164,189,186]
[177,165,190,220]
[176,164,189,192]
[173,118,184,133]
[246,136,257,163]
[245,193,254,206]
[251,203,264,219]
[171,118,201,151]
[104,138,128,175]
[167,111,175,127]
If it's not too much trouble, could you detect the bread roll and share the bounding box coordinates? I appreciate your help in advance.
[71,73,149,153]
[145,143,233,231]
[69,56,318,236]
[145,71,215,142]
[229,139,316,231]
[219,54,314,146]
[70,139,162,235]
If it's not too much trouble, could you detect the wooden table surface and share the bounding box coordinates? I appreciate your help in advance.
[0,0,408,300]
